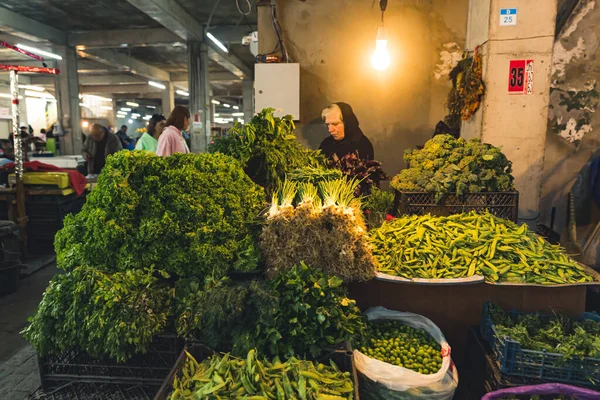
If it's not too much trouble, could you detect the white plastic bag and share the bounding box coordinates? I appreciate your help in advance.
[354,307,458,400]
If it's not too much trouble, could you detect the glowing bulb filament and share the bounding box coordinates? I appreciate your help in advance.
[371,27,390,71]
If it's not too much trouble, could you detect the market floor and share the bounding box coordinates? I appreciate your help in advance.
[0,263,58,399]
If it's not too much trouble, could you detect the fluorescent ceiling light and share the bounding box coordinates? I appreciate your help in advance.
[21,85,44,92]
[223,103,230,108]
[101,106,113,111]
[237,118,244,124]
[25,90,55,99]
[206,32,228,53]
[211,100,220,105]
[85,94,112,102]
[126,102,139,107]
[16,44,63,60]
[120,107,132,112]
[131,116,138,120]
[232,112,244,117]
[214,113,220,117]
[79,103,89,107]
[148,81,166,90]
[143,115,152,120]
[233,105,239,110]
[131,113,141,117]
[128,119,133,124]
[176,90,189,96]
[146,105,156,109]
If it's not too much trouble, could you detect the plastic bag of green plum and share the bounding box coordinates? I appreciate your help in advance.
[353,307,458,400]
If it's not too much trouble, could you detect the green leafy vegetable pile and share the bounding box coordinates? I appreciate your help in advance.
[390,134,514,201]
[287,165,343,185]
[254,262,366,359]
[175,263,366,360]
[488,303,600,361]
[209,108,326,193]
[22,266,173,362]
[175,277,276,356]
[55,151,265,277]
[261,179,376,282]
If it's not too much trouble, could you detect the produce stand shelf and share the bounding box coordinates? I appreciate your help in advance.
[349,279,586,368]
[28,381,157,400]
[38,335,183,388]
[393,191,519,222]
[480,303,600,386]
[155,344,360,400]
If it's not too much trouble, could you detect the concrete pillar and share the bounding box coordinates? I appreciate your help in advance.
[54,46,82,155]
[243,79,253,123]
[188,40,211,152]
[107,97,116,129]
[462,0,557,222]
[161,82,175,116]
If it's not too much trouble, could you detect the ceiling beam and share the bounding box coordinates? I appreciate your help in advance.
[125,0,252,78]
[80,84,163,94]
[31,74,147,86]
[170,71,240,82]
[77,48,171,82]
[69,26,250,49]
[207,26,252,44]
[69,28,182,49]
[0,6,67,45]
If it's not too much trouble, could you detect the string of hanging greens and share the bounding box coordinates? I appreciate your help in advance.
[444,46,485,130]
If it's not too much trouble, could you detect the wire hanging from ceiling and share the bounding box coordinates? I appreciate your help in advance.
[270,0,290,62]
[236,0,252,16]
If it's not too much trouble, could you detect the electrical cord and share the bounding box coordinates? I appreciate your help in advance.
[236,0,252,16]
[206,0,224,30]
[270,1,290,62]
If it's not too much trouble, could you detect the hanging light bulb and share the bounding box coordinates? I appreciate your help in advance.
[371,0,390,71]
[371,27,390,71]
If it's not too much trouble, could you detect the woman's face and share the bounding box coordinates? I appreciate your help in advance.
[184,116,191,131]
[155,120,166,137]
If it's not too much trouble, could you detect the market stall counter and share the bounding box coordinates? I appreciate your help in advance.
[349,278,589,369]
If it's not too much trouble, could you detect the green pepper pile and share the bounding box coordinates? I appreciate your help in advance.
[370,211,594,284]
[170,349,354,399]
[358,321,442,375]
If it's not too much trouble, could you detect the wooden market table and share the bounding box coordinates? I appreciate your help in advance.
[349,279,587,368]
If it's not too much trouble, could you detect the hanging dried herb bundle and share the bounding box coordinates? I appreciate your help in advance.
[260,179,376,282]
[445,50,485,129]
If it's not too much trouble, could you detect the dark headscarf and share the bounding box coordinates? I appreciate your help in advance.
[319,102,374,161]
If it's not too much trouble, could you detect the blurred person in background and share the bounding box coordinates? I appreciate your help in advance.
[156,106,190,157]
[116,125,131,148]
[136,114,166,153]
[83,123,122,175]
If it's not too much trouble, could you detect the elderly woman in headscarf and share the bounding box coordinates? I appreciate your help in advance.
[319,102,374,161]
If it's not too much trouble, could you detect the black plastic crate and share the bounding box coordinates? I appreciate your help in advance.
[155,344,360,400]
[38,335,184,388]
[28,381,157,400]
[394,191,519,222]
[26,193,86,222]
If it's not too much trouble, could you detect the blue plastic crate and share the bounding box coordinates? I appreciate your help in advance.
[480,302,600,387]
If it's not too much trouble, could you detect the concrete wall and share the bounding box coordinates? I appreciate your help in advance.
[477,0,557,222]
[541,0,600,240]
[258,0,469,176]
